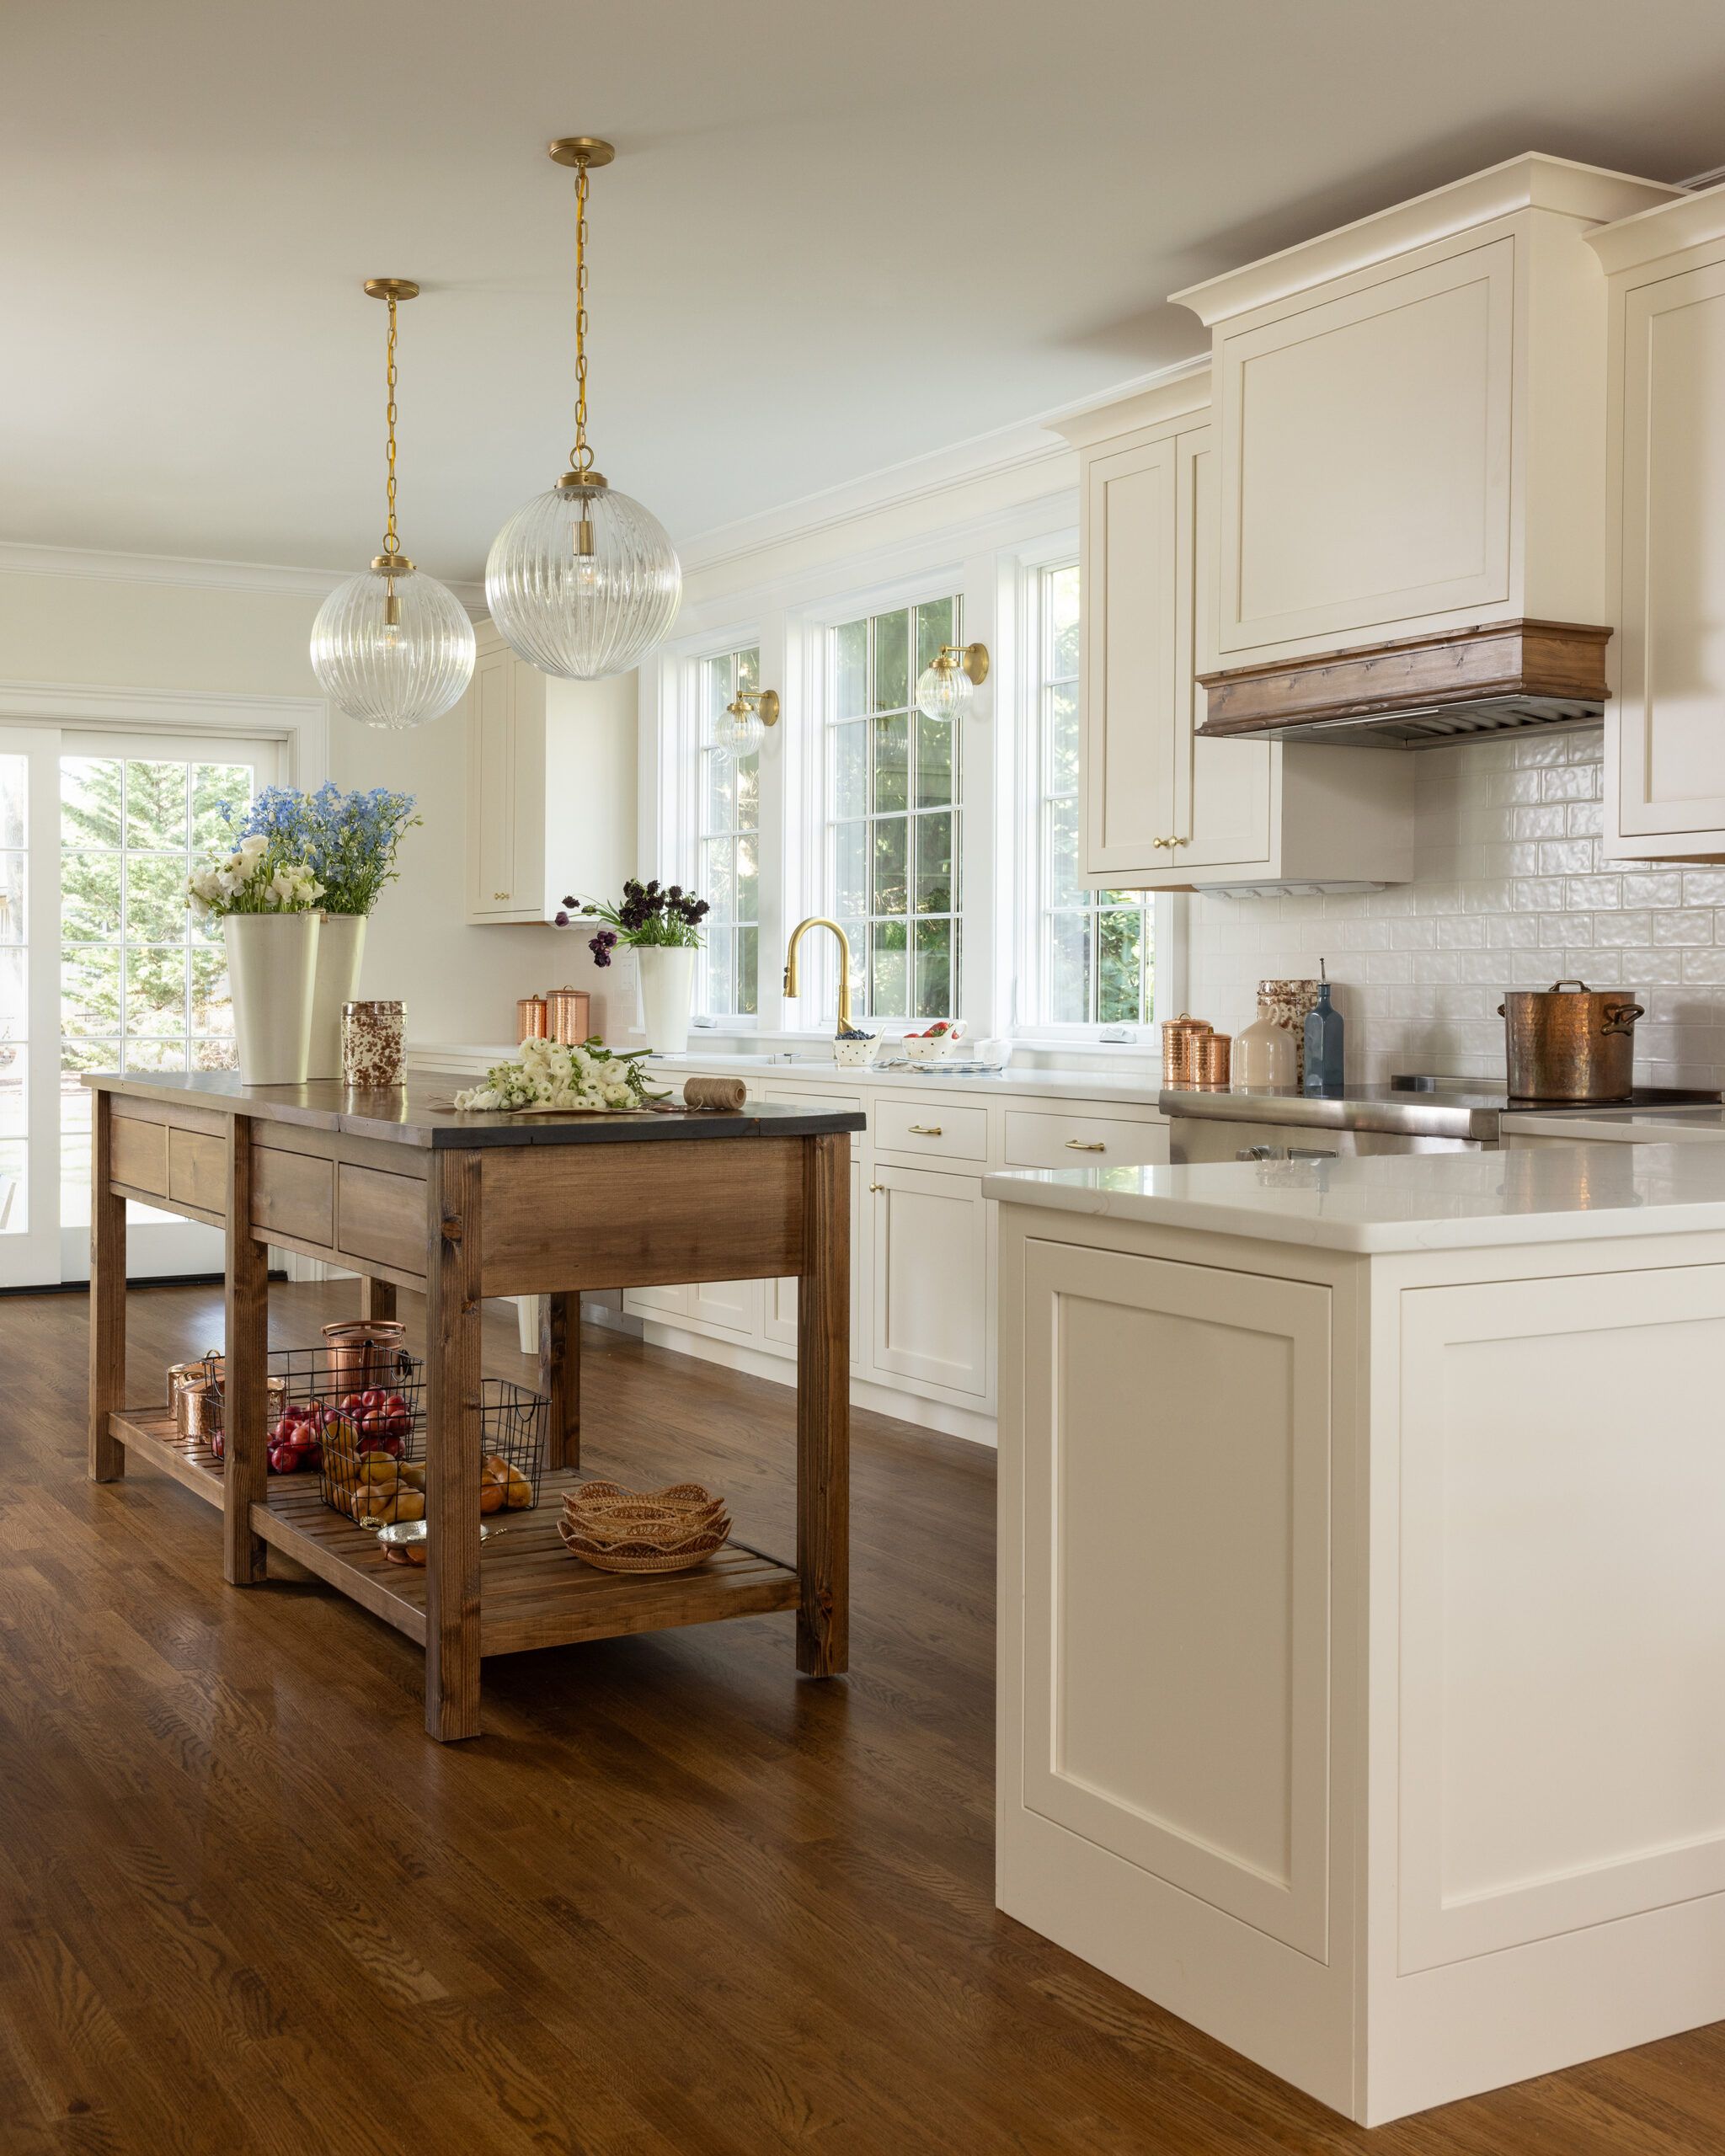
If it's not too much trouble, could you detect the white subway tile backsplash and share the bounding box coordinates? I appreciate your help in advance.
[1187,730,1725,1087]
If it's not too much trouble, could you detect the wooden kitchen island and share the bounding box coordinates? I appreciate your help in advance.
[84,1070,863,1740]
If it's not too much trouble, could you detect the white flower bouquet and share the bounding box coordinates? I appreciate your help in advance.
[187,832,325,918]
[452,1036,667,1114]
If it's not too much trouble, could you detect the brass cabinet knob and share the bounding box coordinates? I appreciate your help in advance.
[869,1181,884,1193]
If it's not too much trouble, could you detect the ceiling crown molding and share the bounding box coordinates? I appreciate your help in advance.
[676,357,1205,578]
[0,538,486,611]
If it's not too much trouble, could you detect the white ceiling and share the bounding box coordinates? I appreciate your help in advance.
[8,0,1725,581]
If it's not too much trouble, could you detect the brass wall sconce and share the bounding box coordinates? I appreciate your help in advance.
[716,686,780,755]
[915,642,990,721]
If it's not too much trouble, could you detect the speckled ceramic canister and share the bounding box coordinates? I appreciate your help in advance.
[340,1000,406,1088]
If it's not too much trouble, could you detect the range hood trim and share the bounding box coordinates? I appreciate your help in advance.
[1195,619,1611,749]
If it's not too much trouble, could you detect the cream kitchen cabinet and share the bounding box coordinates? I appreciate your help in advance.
[1055,371,1412,891]
[1589,186,1725,861]
[462,620,637,923]
[868,1162,994,1405]
[1172,155,1677,673]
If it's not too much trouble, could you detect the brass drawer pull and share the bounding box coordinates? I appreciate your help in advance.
[1065,1139,1107,1152]
[908,1123,943,1136]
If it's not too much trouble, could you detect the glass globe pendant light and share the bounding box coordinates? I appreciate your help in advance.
[914,641,991,723]
[311,279,476,729]
[486,138,681,680]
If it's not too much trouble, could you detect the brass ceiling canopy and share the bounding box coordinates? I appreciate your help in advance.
[548,136,616,168]
[362,277,420,303]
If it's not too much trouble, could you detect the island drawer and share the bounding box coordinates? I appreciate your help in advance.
[1003,1109,1170,1172]
[873,1097,989,1163]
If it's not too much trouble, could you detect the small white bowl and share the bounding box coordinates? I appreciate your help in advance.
[833,1035,880,1068]
[904,1027,963,1065]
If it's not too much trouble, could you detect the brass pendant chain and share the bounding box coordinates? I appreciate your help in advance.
[383,294,401,556]
[569,157,594,479]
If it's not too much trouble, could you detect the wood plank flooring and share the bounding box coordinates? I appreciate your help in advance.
[4,1280,1725,2153]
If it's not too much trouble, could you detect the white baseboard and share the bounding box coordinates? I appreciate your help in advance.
[636,1319,997,1446]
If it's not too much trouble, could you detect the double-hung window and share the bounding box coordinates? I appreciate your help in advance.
[695,643,761,1018]
[1032,561,1154,1027]
[827,596,961,1022]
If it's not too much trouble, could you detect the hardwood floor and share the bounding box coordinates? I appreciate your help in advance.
[4,1280,1725,2153]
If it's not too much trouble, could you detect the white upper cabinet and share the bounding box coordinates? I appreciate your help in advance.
[462,622,638,923]
[1055,371,1413,890]
[1172,155,1680,672]
[1589,187,1725,861]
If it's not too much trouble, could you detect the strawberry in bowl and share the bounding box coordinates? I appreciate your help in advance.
[903,1020,964,1065]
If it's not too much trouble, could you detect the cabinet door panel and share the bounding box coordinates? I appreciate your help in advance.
[1082,435,1179,880]
[1217,237,1514,659]
[870,1165,991,1397]
[1173,428,1274,873]
[1610,257,1725,852]
[466,647,516,919]
[1018,1237,1331,1959]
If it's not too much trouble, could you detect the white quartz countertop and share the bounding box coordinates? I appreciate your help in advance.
[412,1043,1169,1107]
[985,1143,1725,1253]
[1500,1105,1725,1143]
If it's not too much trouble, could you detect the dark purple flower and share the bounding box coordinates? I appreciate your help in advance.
[555,910,569,927]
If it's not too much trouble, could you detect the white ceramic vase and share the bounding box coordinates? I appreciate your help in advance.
[225,911,321,1085]
[634,945,696,1054]
[307,911,367,1081]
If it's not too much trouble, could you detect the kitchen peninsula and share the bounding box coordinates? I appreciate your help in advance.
[991,1143,1725,2124]
[84,1070,862,1741]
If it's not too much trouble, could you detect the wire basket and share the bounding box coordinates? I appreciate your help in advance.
[203,1348,545,1524]
[201,1342,424,1506]
[477,1380,547,1514]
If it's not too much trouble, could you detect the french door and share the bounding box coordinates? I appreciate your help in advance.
[0,723,286,1289]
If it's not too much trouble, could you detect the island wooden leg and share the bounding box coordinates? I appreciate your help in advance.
[223,1115,269,1586]
[796,1133,849,1677]
[88,1091,126,1483]
[360,1276,397,1322]
[425,1150,483,1741]
[540,1290,579,1471]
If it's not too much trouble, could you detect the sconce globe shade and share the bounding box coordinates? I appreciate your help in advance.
[715,702,766,756]
[311,563,477,730]
[486,480,682,680]
[915,657,973,723]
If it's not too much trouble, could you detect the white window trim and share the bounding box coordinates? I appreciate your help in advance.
[644,497,1185,1056]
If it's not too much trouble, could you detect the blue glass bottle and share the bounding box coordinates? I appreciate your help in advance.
[1304,981,1344,1097]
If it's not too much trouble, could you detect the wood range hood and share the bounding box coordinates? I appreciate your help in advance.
[1196,619,1612,749]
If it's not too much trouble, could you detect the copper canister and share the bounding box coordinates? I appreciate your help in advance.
[545,987,592,1045]
[341,1001,406,1087]
[516,995,549,1043]
[168,1355,283,1439]
[1161,1014,1214,1087]
[1189,1032,1232,1090]
[321,1319,409,1394]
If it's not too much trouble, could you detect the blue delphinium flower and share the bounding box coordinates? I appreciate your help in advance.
[228,784,420,916]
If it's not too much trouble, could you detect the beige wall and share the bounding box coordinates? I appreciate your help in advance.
[0,558,637,1053]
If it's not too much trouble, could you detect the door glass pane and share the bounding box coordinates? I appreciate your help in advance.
[0,753,22,1238]
[59,749,258,1235]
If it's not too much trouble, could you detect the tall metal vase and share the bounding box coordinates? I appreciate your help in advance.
[307,912,367,1081]
[225,913,321,1085]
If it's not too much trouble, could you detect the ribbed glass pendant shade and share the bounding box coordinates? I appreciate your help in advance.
[485,481,681,680]
[311,563,477,730]
[915,658,969,723]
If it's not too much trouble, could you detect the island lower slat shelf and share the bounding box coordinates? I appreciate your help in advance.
[108,1410,800,1657]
